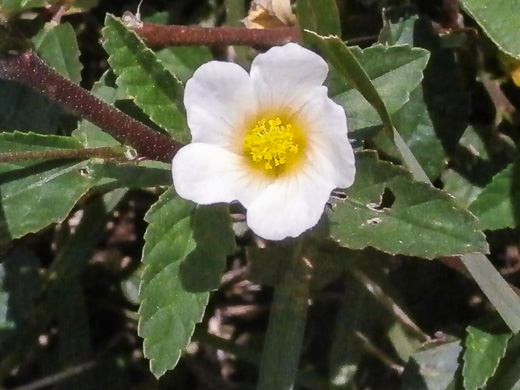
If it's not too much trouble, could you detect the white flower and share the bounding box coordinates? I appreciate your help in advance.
[171,43,355,240]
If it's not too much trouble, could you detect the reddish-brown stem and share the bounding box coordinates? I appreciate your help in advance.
[134,23,301,49]
[0,51,182,162]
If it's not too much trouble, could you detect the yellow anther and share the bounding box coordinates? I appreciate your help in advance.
[244,116,300,171]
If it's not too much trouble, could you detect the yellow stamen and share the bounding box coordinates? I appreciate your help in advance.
[244,116,300,172]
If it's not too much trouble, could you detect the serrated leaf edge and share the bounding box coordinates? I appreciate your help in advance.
[338,43,430,114]
[462,326,512,390]
[102,14,186,136]
[137,191,206,377]
[331,151,488,259]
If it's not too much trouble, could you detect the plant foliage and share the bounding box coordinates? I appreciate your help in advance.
[1,0,520,389]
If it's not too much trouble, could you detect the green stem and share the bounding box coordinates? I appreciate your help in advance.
[256,239,311,390]
[0,146,124,163]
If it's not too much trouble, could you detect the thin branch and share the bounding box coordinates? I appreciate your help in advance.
[355,332,404,374]
[10,361,96,390]
[0,147,123,163]
[134,23,301,49]
[0,51,182,163]
[480,72,516,117]
[351,268,430,342]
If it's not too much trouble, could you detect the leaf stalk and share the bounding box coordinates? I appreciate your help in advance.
[0,146,124,163]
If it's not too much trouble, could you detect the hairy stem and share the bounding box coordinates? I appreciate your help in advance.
[0,146,124,163]
[134,23,301,49]
[0,51,182,162]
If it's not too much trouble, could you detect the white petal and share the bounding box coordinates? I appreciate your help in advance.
[247,166,334,240]
[299,87,356,188]
[184,61,256,149]
[171,143,271,206]
[250,43,329,112]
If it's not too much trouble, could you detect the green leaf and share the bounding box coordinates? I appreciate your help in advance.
[0,79,63,134]
[89,160,171,191]
[442,126,499,208]
[0,131,83,171]
[296,0,341,37]
[485,334,520,390]
[0,0,46,17]
[379,6,419,46]
[332,44,430,132]
[463,323,512,390]
[312,36,393,133]
[155,46,213,83]
[469,162,520,230]
[307,32,430,183]
[102,14,188,141]
[375,8,446,179]
[329,151,488,258]
[0,132,96,244]
[414,17,471,153]
[460,0,520,58]
[380,8,471,160]
[402,340,462,390]
[138,188,234,377]
[381,86,446,179]
[32,22,83,84]
[442,169,483,208]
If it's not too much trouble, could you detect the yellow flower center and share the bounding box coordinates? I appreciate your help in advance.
[244,116,303,173]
